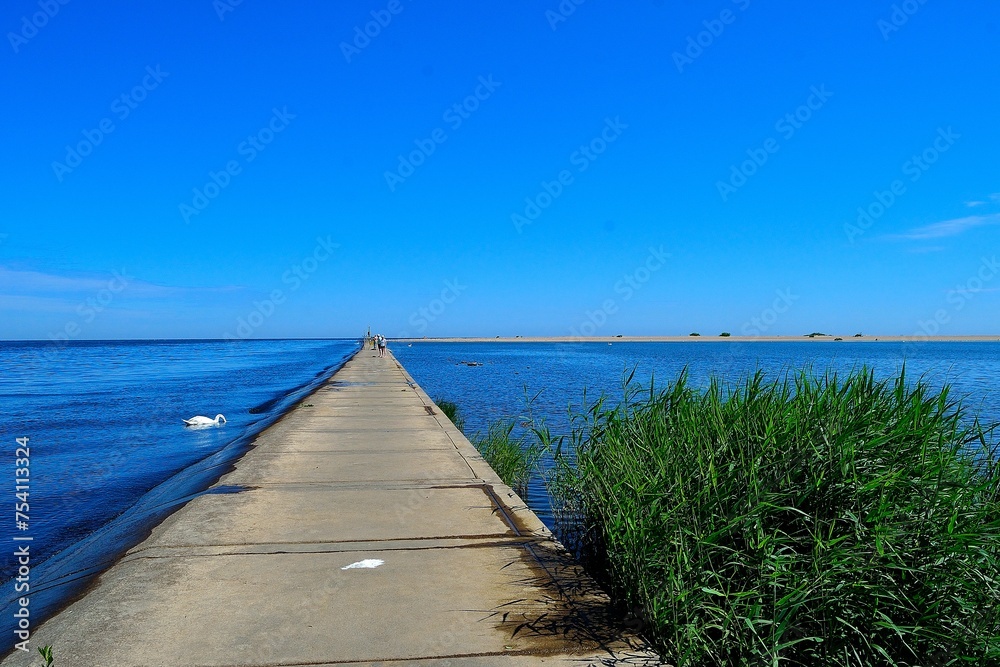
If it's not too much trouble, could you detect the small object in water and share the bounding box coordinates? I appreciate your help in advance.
[342,559,384,570]
[182,414,227,427]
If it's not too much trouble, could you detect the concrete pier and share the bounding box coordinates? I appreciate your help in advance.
[5,350,661,666]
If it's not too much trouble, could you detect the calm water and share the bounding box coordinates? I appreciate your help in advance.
[392,341,1000,526]
[0,339,358,640]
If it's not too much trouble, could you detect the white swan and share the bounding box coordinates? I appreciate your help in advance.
[183,414,227,427]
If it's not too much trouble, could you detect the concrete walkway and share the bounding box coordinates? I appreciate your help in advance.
[7,349,662,666]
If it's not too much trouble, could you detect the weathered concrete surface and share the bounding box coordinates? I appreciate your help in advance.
[5,350,663,666]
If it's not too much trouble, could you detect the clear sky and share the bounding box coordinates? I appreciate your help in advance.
[2,1,999,340]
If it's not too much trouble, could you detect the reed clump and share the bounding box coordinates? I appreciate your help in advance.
[555,368,1000,666]
[471,420,543,495]
[434,397,541,495]
[434,398,465,432]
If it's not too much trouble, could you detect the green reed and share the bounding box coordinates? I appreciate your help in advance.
[471,419,543,495]
[435,397,542,495]
[552,368,1000,666]
[434,398,465,432]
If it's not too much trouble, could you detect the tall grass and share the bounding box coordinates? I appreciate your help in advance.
[434,397,542,494]
[434,398,465,432]
[553,368,1000,666]
[471,420,543,495]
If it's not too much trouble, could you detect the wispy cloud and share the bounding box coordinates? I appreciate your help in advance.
[889,214,1000,241]
[0,266,243,297]
[965,193,1000,208]
[1,267,125,294]
[0,294,81,314]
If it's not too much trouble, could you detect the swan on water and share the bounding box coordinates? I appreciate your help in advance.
[183,414,227,427]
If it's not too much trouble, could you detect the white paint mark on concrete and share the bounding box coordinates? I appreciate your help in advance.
[341,559,385,570]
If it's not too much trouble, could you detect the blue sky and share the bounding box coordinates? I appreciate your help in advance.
[2,0,999,340]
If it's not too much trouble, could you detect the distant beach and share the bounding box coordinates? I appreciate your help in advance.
[398,335,1000,343]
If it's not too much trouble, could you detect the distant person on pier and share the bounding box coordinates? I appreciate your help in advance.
[378,334,387,358]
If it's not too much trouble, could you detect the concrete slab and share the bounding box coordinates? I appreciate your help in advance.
[128,536,525,560]
[291,415,444,430]
[265,428,459,452]
[309,398,428,408]
[138,485,515,548]
[222,449,476,485]
[23,545,638,666]
[303,405,437,417]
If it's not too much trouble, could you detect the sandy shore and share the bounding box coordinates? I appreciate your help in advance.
[395,335,1000,343]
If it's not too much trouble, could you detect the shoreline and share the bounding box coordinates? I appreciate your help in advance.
[395,335,1000,343]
